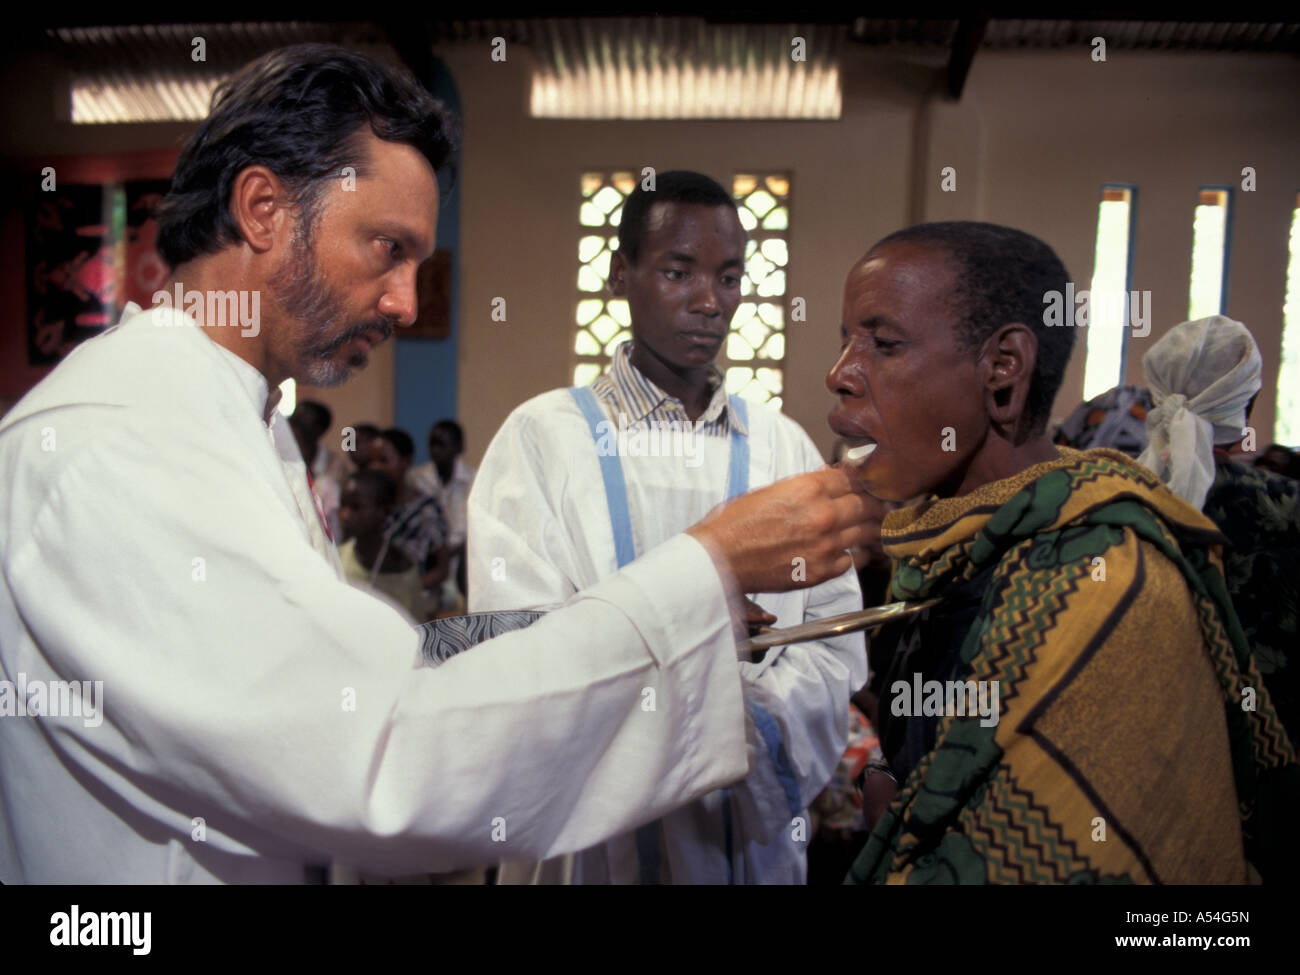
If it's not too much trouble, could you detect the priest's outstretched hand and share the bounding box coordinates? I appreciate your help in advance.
[687,467,872,594]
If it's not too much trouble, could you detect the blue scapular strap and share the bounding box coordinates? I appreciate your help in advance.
[568,387,637,568]
[569,386,752,883]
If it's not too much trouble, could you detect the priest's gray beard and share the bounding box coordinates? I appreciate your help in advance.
[268,224,394,388]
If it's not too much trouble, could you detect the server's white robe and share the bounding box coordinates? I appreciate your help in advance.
[469,388,866,884]
[0,306,747,883]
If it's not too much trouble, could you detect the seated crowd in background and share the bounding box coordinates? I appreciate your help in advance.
[337,468,425,621]
[291,403,477,623]
[408,420,475,613]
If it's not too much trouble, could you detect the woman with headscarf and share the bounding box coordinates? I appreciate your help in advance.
[1139,315,1299,742]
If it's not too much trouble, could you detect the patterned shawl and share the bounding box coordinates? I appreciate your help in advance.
[848,447,1298,884]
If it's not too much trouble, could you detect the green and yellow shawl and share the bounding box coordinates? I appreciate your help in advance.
[848,447,1299,884]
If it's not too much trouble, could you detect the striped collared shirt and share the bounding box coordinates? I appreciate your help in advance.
[588,341,749,438]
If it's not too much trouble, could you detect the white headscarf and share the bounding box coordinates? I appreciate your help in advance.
[1137,315,1261,509]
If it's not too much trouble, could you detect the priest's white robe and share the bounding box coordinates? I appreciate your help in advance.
[0,306,747,883]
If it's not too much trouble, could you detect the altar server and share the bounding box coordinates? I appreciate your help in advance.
[470,172,866,884]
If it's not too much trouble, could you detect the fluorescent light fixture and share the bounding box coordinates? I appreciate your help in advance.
[529,19,842,120]
[71,74,222,124]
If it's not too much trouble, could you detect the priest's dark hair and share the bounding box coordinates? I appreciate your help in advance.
[873,221,1075,434]
[617,170,738,266]
[155,43,459,269]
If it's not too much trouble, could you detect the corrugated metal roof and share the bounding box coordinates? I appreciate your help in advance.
[44,17,1300,124]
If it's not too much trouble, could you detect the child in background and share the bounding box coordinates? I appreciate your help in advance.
[338,469,427,623]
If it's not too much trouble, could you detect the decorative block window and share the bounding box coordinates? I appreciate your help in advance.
[725,174,789,409]
[573,171,636,388]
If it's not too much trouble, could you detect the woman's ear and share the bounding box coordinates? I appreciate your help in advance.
[982,323,1039,441]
